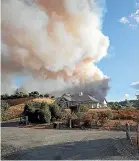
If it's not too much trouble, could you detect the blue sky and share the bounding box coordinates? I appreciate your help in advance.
[97,0,139,101]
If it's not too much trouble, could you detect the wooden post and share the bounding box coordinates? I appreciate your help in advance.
[126,123,133,145]
[25,116,28,125]
[137,124,139,147]
[69,119,72,129]
[126,123,130,140]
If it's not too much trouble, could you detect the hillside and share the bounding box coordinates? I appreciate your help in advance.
[2,98,55,121]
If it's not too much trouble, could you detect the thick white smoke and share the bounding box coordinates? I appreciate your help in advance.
[1,0,110,100]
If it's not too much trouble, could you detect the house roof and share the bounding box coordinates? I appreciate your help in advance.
[62,93,99,102]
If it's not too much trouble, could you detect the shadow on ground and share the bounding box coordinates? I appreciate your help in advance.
[1,121,19,127]
[2,138,133,160]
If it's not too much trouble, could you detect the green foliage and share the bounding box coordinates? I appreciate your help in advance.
[39,94,43,98]
[79,105,89,112]
[23,102,52,123]
[114,120,122,128]
[51,96,55,99]
[76,112,84,120]
[29,91,39,98]
[38,107,51,123]
[107,110,113,120]
[49,103,61,119]
[44,94,49,98]
[1,94,9,100]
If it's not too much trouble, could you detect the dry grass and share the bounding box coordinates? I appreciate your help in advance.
[4,97,54,121]
[5,104,24,120]
[7,98,33,106]
[31,98,55,104]
[6,97,55,106]
[88,109,139,120]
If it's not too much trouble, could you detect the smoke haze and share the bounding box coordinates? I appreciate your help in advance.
[1,0,110,100]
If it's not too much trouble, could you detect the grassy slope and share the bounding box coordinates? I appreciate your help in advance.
[3,98,55,121]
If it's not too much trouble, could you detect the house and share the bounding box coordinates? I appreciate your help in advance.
[55,92,107,112]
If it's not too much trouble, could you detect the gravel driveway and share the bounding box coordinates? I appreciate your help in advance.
[1,121,139,160]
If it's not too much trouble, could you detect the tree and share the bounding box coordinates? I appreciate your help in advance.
[29,91,39,98]
[49,103,61,119]
[1,94,9,100]
[44,94,49,98]
[39,94,43,98]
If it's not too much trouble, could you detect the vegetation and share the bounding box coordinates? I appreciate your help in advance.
[107,110,113,120]
[49,103,61,120]
[108,99,139,110]
[1,100,10,121]
[23,102,62,123]
[79,105,89,112]
[44,94,49,98]
[1,89,51,100]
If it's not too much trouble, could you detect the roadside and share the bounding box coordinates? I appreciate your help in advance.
[1,124,139,160]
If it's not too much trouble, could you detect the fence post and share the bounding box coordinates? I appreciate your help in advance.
[137,124,139,148]
[126,123,133,145]
[69,119,72,128]
[126,123,130,140]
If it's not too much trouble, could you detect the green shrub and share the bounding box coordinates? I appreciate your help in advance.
[115,120,122,128]
[49,103,61,119]
[1,94,9,100]
[79,105,89,112]
[38,108,51,123]
[23,103,37,122]
[23,102,51,123]
[76,112,84,120]
[107,110,113,120]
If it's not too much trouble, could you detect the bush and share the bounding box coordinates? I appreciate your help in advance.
[38,108,51,123]
[92,112,99,126]
[115,120,122,128]
[79,105,89,112]
[1,100,10,121]
[1,94,9,100]
[76,112,85,120]
[83,113,92,127]
[49,103,61,119]
[98,113,108,126]
[23,103,37,122]
[23,102,51,123]
[107,110,113,120]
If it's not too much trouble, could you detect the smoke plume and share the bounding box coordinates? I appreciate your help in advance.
[1,0,110,100]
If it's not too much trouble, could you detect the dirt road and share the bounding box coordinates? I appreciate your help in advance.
[1,121,139,160]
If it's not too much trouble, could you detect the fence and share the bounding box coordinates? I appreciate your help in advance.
[126,123,139,148]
